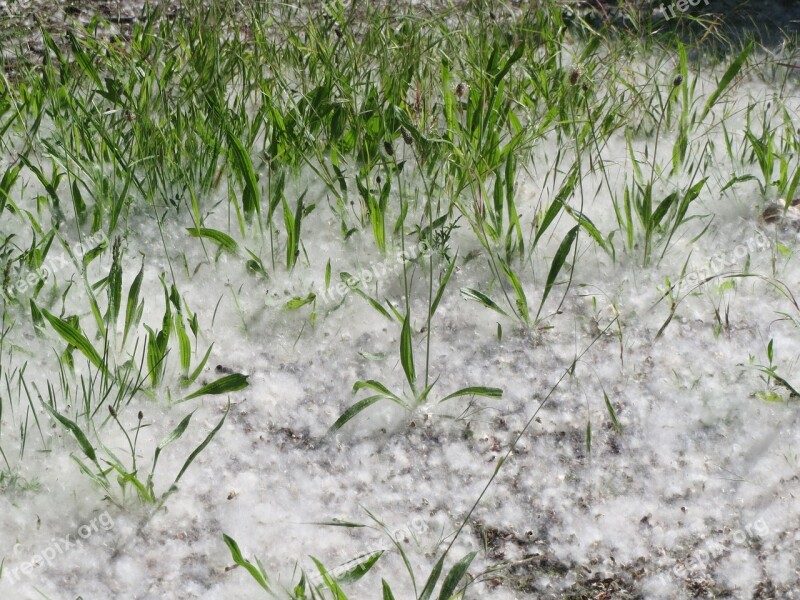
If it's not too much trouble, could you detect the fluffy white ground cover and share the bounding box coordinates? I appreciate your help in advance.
[1,50,800,600]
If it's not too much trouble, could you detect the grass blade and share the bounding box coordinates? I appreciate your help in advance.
[430,253,457,317]
[175,315,191,373]
[439,387,503,403]
[106,238,123,327]
[223,534,271,592]
[181,343,215,388]
[335,550,383,584]
[500,259,529,324]
[419,554,445,600]
[699,41,753,123]
[41,402,99,467]
[437,551,477,600]
[383,580,397,600]
[122,261,144,347]
[180,373,249,402]
[41,309,109,376]
[400,315,416,390]
[328,395,385,434]
[353,379,399,400]
[460,288,509,317]
[187,227,240,255]
[150,412,194,479]
[536,226,579,321]
[603,391,622,435]
[226,130,262,227]
[170,401,229,488]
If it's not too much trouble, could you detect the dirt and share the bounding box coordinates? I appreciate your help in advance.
[2,0,799,67]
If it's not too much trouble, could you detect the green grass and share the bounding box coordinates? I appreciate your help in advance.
[1,0,799,596]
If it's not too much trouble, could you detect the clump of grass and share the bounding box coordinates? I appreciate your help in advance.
[0,469,41,495]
